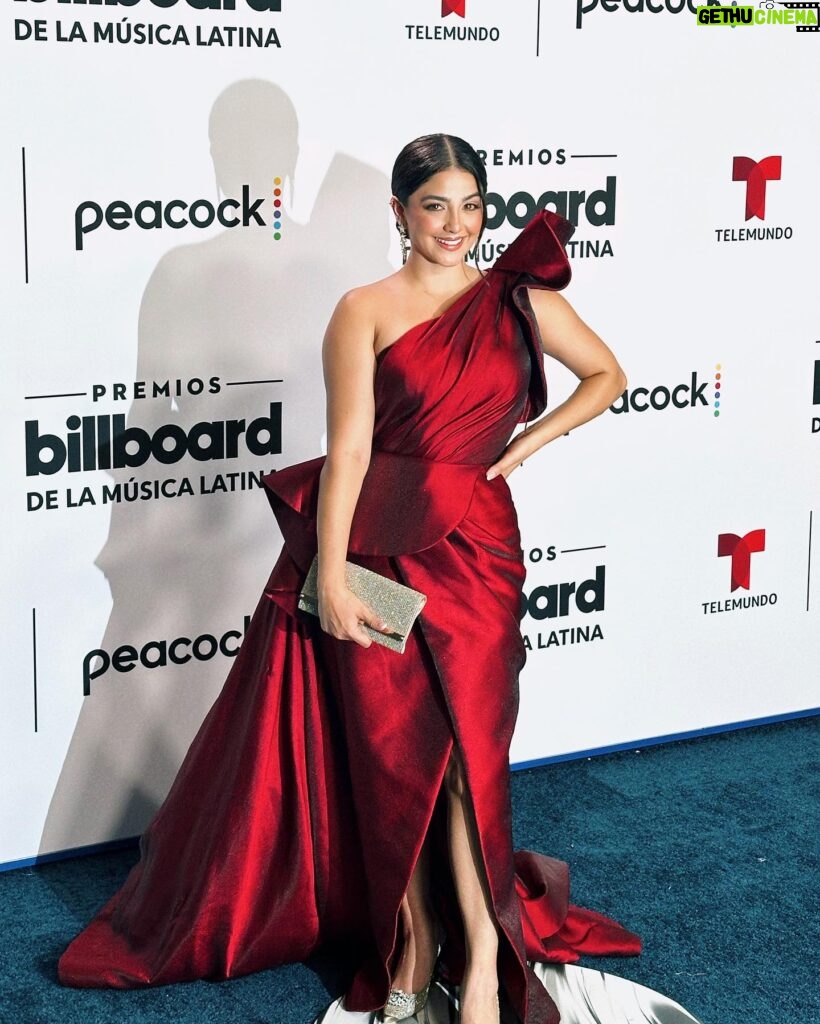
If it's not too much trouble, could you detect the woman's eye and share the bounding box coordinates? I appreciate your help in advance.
[424,203,443,211]
[464,202,482,211]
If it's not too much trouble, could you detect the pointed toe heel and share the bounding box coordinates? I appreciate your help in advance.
[379,976,433,1021]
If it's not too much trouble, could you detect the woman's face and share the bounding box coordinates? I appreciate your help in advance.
[396,167,484,269]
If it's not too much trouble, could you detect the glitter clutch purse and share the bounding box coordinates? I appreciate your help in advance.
[297,554,427,654]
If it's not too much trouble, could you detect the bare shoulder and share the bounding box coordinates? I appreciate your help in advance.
[325,286,377,345]
[329,275,402,333]
[526,288,593,342]
[526,287,574,317]
[345,272,407,310]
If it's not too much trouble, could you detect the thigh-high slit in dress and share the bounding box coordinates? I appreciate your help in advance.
[58,210,643,1024]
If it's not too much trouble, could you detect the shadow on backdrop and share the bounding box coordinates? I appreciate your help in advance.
[40,79,392,865]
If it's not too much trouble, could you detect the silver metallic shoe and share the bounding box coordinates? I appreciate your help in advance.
[379,977,432,1021]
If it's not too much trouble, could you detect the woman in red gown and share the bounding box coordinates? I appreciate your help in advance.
[58,135,640,1024]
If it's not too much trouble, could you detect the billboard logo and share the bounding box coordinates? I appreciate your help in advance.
[484,177,615,231]
[25,405,282,476]
[732,155,781,221]
[468,177,617,263]
[520,545,606,652]
[718,529,765,591]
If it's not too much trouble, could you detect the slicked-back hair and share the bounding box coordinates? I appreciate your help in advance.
[391,134,488,243]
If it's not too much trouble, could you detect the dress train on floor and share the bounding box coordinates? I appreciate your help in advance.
[313,964,703,1024]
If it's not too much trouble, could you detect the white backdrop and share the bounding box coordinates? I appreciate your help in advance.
[2,0,818,867]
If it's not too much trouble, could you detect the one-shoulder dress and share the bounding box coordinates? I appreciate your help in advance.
[58,210,642,1024]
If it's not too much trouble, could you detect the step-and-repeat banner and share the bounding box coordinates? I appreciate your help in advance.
[2,0,818,866]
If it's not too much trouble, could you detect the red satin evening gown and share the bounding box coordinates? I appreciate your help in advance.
[58,209,640,1024]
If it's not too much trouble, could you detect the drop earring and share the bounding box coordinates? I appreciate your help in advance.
[397,222,410,265]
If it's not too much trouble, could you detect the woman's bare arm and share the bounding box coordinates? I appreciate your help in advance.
[316,290,389,647]
[486,289,626,480]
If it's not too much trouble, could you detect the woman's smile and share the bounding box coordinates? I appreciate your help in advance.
[396,167,485,269]
[434,235,467,252]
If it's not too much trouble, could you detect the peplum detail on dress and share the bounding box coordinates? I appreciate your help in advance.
[262,452,488,569]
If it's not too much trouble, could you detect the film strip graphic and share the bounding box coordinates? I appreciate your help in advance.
[778,1,820,31]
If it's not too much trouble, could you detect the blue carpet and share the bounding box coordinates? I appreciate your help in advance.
[2,715,818,1024]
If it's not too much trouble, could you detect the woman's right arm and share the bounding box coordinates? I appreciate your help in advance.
[316,291,389,648]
